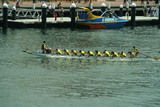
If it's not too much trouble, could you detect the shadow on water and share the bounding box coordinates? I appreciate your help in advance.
[23,55,140,71]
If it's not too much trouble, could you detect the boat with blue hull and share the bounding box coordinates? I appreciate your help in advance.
[76,7,128,29]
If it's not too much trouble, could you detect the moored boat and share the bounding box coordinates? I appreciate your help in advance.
[76,7,128,29]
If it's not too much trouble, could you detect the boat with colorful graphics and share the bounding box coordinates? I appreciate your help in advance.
[76,7,128,29]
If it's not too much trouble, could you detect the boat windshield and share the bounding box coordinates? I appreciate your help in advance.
[101,10,119,18]
[91,9,103,16]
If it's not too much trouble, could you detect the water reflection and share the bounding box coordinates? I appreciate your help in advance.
[26,56,140,71]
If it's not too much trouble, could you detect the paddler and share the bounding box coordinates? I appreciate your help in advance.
[70,50,78,56]
[78,50,86,57]
[119,51,127,59]
[127,51,135,58]
[54,49,63,54]
[41,41,52,54]
[63,49,70,55]
[110,51,119,59]
[94,50,102,58]
[86,51,95,58]
[132,46,139,57]
[102,50,110,57]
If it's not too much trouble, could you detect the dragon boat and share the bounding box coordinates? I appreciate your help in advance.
[23,49,159,61]
[76,7,128,29]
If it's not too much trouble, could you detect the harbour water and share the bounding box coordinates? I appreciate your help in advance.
[0,26,160,107]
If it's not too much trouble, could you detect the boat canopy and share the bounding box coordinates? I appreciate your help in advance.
[78,7,102,20]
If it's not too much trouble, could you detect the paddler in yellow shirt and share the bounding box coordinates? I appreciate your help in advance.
[54,49,63,54]
[86,51,95,58]
[70,50,78,56]
[132,46,139,57]
[78,50,86,57]
[94,50,102,58]
[110,51,119,59]
[102,50,110,57]
[127,51,135,58]
[119,51,127,59]
[63,49,70,55]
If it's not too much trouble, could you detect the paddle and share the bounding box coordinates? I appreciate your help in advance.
[139,52,159,60]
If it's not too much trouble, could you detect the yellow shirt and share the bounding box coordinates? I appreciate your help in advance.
[57,49,62,54]
[105,51,110,57]
[89,51,94,56]
[81,51,86,56]
[97,52,102,56]
[113,52,118,57]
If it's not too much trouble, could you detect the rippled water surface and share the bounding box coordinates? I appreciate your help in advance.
[0,26,160,107]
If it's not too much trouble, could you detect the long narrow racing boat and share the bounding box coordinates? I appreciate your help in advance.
[23,50,158,61]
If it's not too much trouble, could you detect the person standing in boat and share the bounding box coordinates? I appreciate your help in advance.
[42,41,47,53]
[132,46,139,57]
[41,41,52,54]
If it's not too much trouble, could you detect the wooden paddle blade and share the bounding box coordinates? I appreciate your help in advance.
[153,57,159,60]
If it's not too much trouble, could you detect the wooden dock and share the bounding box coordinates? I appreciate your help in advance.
[3,16,158,28]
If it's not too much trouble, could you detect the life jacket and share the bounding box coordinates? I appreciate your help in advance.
[113,52,118,57]
[121,53,127,57]
[105,51,110,57]
[133,48,139,52]
[130,52,135,57]
[64,50,70,55]
[97,52,102,56]
[57,49,62,54]
[81,51,86,56]
[73,50,78,55]
[89,51,94,56]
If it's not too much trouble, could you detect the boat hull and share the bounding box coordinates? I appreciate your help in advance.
[24,51,156,61]
[76,21,127,29]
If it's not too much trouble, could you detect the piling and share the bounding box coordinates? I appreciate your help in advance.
[70,3,76,29]
[131,3,136,27]
[158,1,160,26]
[101,3,106,12]
[42,3,47,29]
[119,4,123,17]
[3,3,8,29]
[12,5,16,20]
